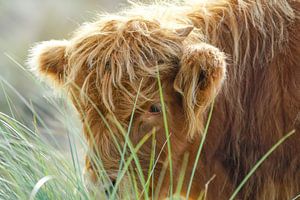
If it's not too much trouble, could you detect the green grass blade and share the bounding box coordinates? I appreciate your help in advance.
[175,152,189,197]
[156,66,173,198]
[185,99,215,200]
[229,129,295,200]
[29,175,56,200]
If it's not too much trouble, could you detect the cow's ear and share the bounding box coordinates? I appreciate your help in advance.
[174,43,226,137]
[28,40,69,85]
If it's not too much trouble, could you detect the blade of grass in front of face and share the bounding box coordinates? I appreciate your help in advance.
[156,66,173,198]
[154,159,168,200]
[137,128,157,199]
[197,174,215,200]
[185,99,215,200]
[144,128,156,198]
[229,129,295,200]
[152,162,154,200]
[129,165,140,200]
[175,152,189,197]
[197,191,205,200]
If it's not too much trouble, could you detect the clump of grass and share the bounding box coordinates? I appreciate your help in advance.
[0,112,89,200]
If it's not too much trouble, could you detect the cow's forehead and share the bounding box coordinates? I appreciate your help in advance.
[67,17,191,116]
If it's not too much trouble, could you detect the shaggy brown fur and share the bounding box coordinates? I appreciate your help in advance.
[29,0,300,199]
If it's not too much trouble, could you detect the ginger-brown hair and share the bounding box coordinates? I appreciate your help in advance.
[29,0,300,199]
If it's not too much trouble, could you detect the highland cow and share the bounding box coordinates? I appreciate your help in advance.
[29,0,300,199]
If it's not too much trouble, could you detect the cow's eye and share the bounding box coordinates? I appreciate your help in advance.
[149,103,161,113]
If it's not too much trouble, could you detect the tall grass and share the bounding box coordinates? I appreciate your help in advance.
[0,59,296,199]
[0,112,89,200]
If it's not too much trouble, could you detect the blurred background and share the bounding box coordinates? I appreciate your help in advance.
[0,0,128,158]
